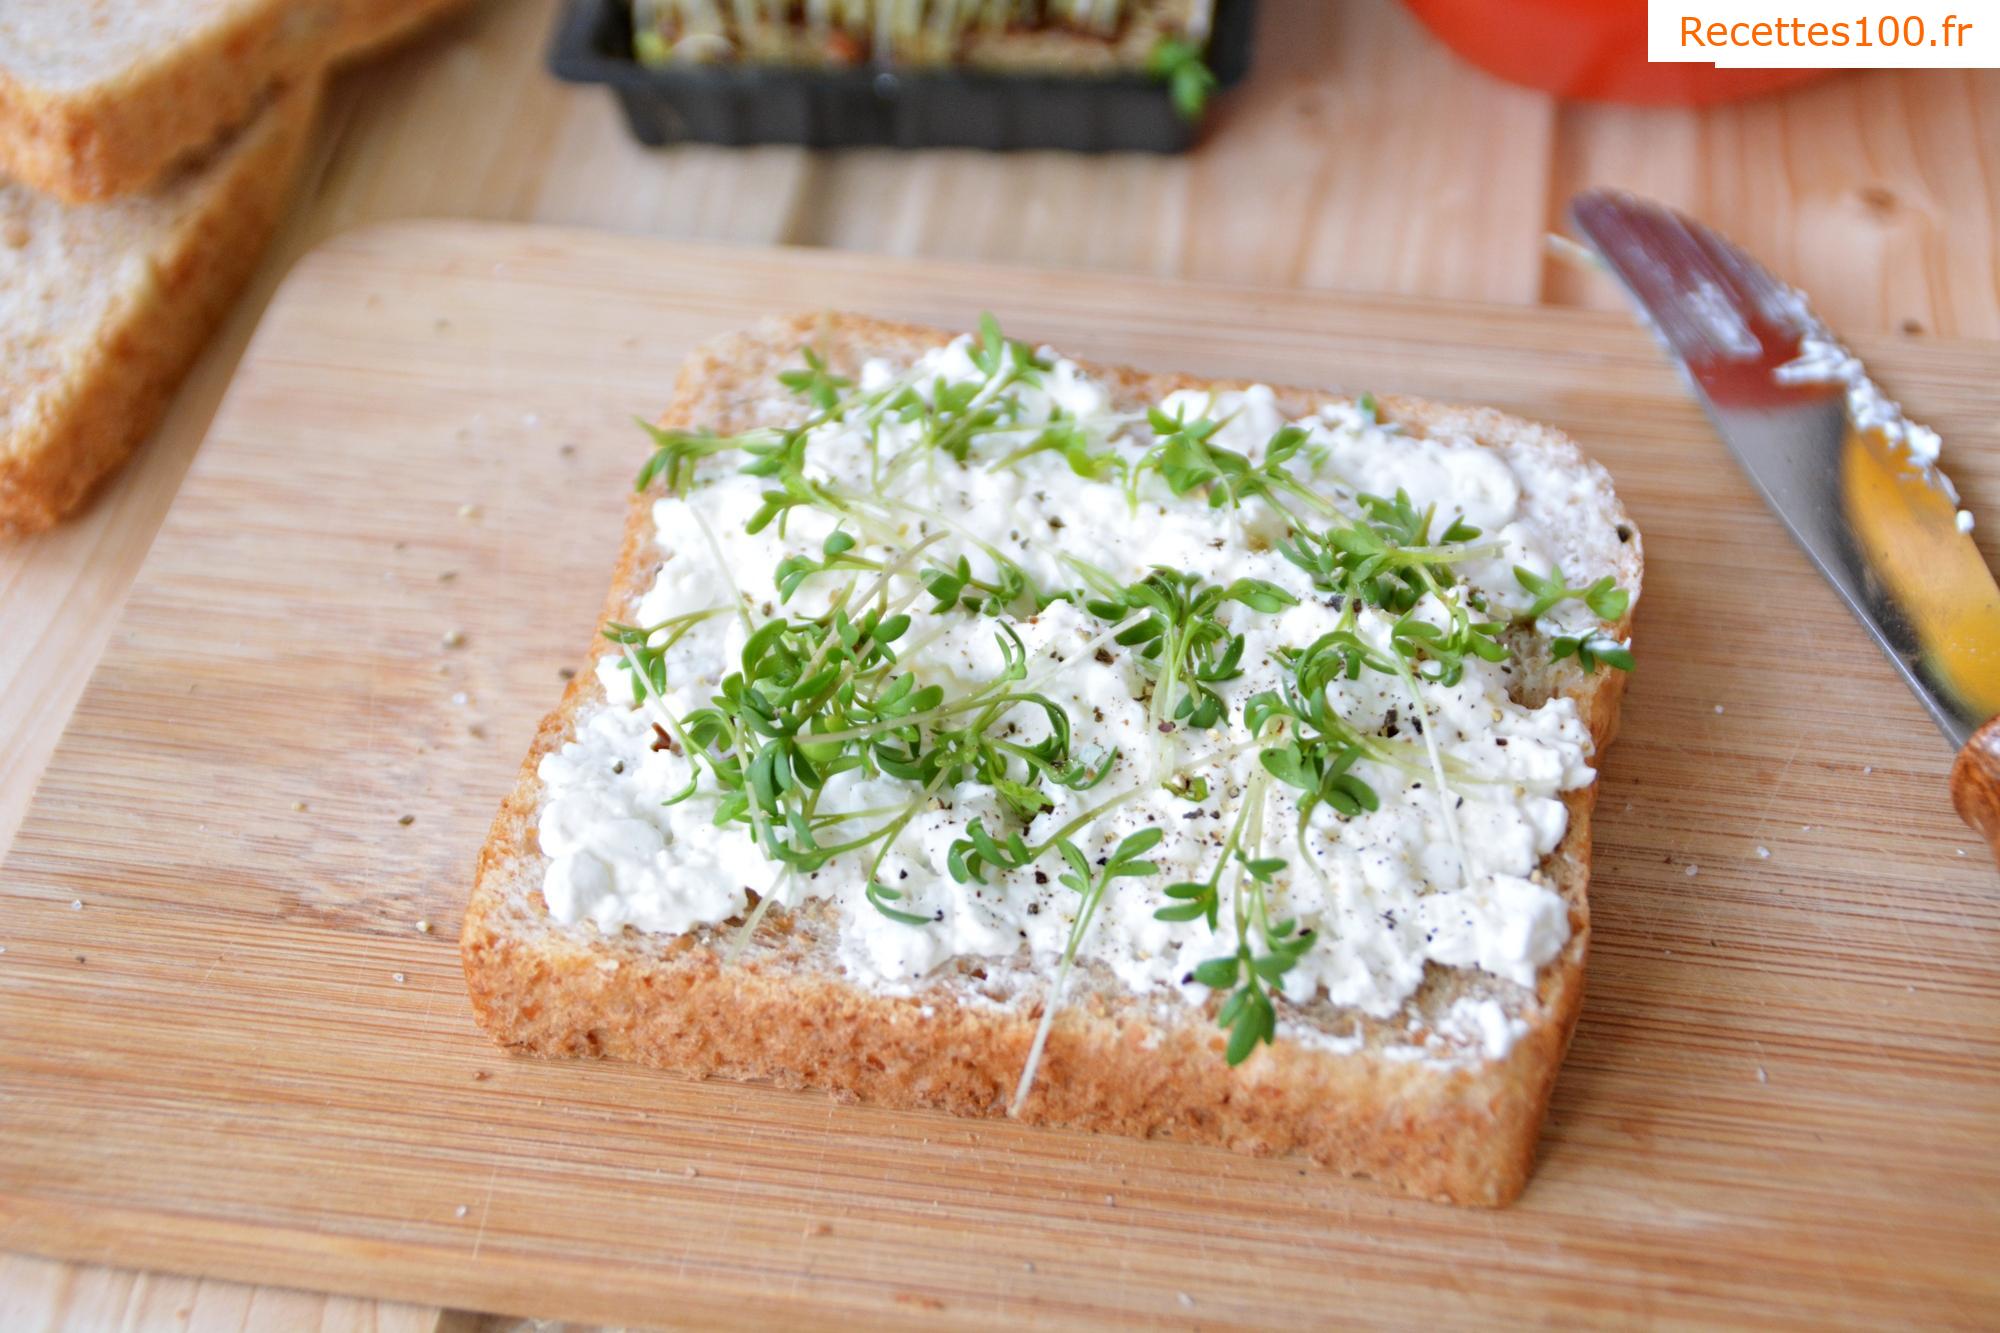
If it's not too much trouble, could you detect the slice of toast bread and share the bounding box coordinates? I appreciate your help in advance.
[0,82,317,535]
[0,0,464,203]
[462,313,1641,1207]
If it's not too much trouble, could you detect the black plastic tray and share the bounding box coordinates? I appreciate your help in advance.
[548,0,1257,153]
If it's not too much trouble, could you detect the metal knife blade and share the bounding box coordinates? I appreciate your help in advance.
[1569,189,2000,750]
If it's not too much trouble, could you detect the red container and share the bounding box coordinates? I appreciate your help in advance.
[1402,0,1832,105]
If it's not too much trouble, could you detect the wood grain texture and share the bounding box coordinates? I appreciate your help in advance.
[801,0,1558,300]
[0,0,805,869]
[1542,69,2000,338]
[0,224,1995,1329]
[0,1252,441,1333]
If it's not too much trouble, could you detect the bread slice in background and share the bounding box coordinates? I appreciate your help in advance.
[462,314,1642,1207]
[0,83,317,535]
[0,0,466,203]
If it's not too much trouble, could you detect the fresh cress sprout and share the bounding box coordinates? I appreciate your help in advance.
[1146,36,1218,121]
[1011,828,1163,1114]
[1082,567,1298,740]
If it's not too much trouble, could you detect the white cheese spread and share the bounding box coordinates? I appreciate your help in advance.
[1774,324,1975,533]
[534,334,1629,1060]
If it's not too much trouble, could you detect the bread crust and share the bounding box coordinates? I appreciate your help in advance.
[461,314,1641,1206]
[0,85,318,536]
[0,0,465,203]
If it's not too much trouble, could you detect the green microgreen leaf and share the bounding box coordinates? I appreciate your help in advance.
[777,347,852,412]
[1513,564,1632,626]
[866,880,931,926]
[1126,414,1340,527]
[1082,566,1297,738]
[1147,37,1217,121]
[1552,633,1635,675]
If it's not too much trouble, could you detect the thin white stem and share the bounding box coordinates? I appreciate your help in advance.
[1010,944,1078,1118]
[857,529,947,609]
[617,644,699,759]
[725,870,787,963]
[690,505,755,637]
[1016,611,1149,696]
[1393,657,1468,887]
[1225,771,1267,941]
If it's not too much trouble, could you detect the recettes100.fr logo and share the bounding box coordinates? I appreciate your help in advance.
[1648,2,1995,66]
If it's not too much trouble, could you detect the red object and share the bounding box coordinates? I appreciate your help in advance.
[1401,0,1833,105]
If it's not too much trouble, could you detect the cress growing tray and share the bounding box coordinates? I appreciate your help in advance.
[547,0,1258,153]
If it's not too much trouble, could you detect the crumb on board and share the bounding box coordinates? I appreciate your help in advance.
[398,814,416,826]
[473,1070,491,1081]
[1755,846,1770,859]
[292,800,308,812]
[392,973,406,984]
[1685,865,1699,877]
[417,919,433,934]
[69,899,82,910]
[458,503,481,521]
[456,1204,469,1218]
[1756,1066,1768,1084]
[442,629,466,649]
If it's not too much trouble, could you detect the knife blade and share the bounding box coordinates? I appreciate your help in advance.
[1568,189,2000,859]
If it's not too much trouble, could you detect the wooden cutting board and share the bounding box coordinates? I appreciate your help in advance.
[2,222,1995,1328]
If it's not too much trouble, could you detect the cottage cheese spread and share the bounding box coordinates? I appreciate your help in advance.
[1774,317,1975,534]
[535,335,1627,1056]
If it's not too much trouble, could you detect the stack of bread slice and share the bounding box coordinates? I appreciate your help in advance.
[0,0,467,533]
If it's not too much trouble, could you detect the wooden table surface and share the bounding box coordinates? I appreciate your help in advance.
[1,1,1993,1327]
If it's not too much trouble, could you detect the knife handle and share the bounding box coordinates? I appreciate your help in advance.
[1952,716,2000,867]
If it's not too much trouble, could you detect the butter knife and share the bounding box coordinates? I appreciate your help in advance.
[1569,189,2000,865]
